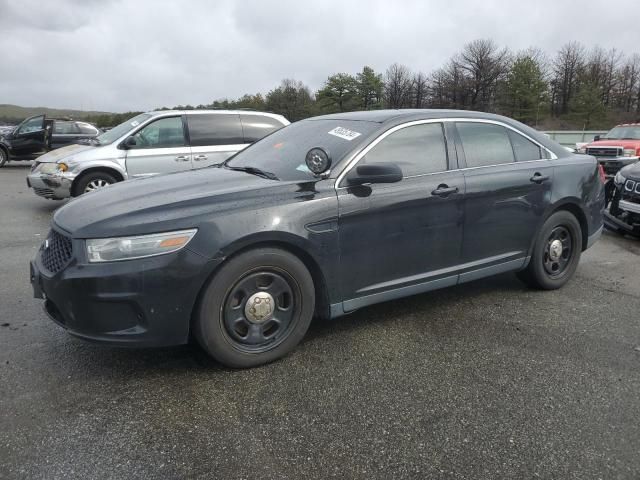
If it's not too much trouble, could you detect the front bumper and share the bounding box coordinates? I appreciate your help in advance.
[30,239,219,347]
[27,172,74,199]
[595,157,639,178]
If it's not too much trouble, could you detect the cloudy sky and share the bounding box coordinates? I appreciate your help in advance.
[1,0,638,113]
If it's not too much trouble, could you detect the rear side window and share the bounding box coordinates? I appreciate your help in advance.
[508,130,544,161]
[456,122,515,167]
[240,115,285,143]
[77,123,99,135]
[53,122,80,134]
[361,123,448,177]
[187,114,243,146]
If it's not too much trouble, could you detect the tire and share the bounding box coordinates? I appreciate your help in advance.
[195,247,315,368]
[0,148,7,168]
[73,171,117,196]
[517,211,582,290]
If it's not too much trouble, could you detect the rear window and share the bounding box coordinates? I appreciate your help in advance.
[240,114,285,143]
[187,114,244,146]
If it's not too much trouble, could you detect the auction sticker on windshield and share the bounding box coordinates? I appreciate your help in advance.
[328,126,362,141]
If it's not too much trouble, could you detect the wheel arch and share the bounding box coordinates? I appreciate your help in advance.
[543,198,589,251]
[190,233,332,338]
[71,166,125,196]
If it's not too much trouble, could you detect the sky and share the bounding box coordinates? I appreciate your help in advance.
[1,0,638,113]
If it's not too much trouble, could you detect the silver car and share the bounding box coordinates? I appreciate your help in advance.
[27,110,289,199]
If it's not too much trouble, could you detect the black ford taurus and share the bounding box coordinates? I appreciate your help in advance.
[31,110,605,368]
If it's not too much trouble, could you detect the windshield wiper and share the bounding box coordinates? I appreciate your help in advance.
[225,165,279,180]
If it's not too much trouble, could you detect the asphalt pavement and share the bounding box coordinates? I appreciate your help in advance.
[1,163,639,479]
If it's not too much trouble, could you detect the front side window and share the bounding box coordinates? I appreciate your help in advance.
[187,114,244,146]
[131,116,185,148]
[457,122,515,167]
[508,130,544,161]
[240,114,285,143]
[361,123,448,177]
[16,116,44,135]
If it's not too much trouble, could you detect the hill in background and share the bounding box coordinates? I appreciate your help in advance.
[0,104,114,124]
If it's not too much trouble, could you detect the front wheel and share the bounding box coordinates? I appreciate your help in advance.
[73,171,117,196]
[195,247,315,368]
[517,211,582,290]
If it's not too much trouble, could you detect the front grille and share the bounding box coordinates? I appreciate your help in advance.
[41,230,73,274]
[587,146,622,157]
[33,187,54,197]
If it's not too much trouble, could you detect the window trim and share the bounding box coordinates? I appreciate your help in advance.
[335,118,557,188]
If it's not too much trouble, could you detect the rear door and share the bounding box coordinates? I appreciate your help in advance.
[124,115,192,178]
[51,121,82,148]
[186,113,246,168]
[455,121,553,277]
[10,115,46,157]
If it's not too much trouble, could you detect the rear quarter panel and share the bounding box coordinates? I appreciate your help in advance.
[549,154,604,242]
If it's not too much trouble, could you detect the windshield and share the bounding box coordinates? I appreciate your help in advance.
[603,126,640,140]
[226,119,379,181]
[95,113,152,145]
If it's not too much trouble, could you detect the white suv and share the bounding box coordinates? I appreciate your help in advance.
[27,110,289,199]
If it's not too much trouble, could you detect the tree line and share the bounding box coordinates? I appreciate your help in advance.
[88,39,640,130]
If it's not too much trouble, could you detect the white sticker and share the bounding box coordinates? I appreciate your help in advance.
[328,126,362,141]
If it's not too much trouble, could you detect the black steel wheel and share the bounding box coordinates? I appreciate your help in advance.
[0,148,7,168]
[195,247,315,368]
[517,210,582,290]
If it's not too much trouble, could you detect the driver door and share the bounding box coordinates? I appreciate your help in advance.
[11,115,47,158]
[125,116,192,177]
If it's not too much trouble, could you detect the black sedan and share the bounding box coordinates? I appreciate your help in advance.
[31,110,605,368]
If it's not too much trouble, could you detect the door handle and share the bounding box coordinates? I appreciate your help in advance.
[431,185,459,197]
[175,155,190,162]
[194,154,208,161]
[530,173,550,184]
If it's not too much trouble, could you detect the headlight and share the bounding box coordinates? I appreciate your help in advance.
[577,146,587,154]
[614,171,625,185]
[86,229,197,263]
[39,162,67,174]
[623,149,637,157]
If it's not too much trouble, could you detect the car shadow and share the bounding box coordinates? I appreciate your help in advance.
[42,272,528,375]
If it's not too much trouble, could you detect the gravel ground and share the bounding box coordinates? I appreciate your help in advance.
[1,163,639,479]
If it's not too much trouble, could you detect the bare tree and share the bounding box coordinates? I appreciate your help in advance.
[384,63,413,109]
[551,42,585,116]
[411,72,428,108]
[453,39,510,111]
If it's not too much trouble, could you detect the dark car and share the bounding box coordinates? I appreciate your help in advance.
[30,110,605,368]
[604,163,640,236]
[0,114,101,167]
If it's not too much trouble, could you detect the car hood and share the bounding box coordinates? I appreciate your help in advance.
[53,167,305,238]
[587,140,640,149]
[36,143,96,163]
[620,161,640,181]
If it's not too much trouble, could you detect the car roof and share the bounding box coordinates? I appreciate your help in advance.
[308,109,524,124]
[146,109,287,122]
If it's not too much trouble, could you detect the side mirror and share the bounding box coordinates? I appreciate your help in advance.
[346,163,403,186]
[594,135,601,141]
[122,136,137,149]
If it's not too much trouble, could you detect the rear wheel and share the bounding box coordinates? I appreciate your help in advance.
[517,211,582,290]
[0,148,7,167]
[73,171,117,196]
[195,247,315,368]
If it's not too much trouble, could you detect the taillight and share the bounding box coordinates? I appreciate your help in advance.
[598,164,606,184]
